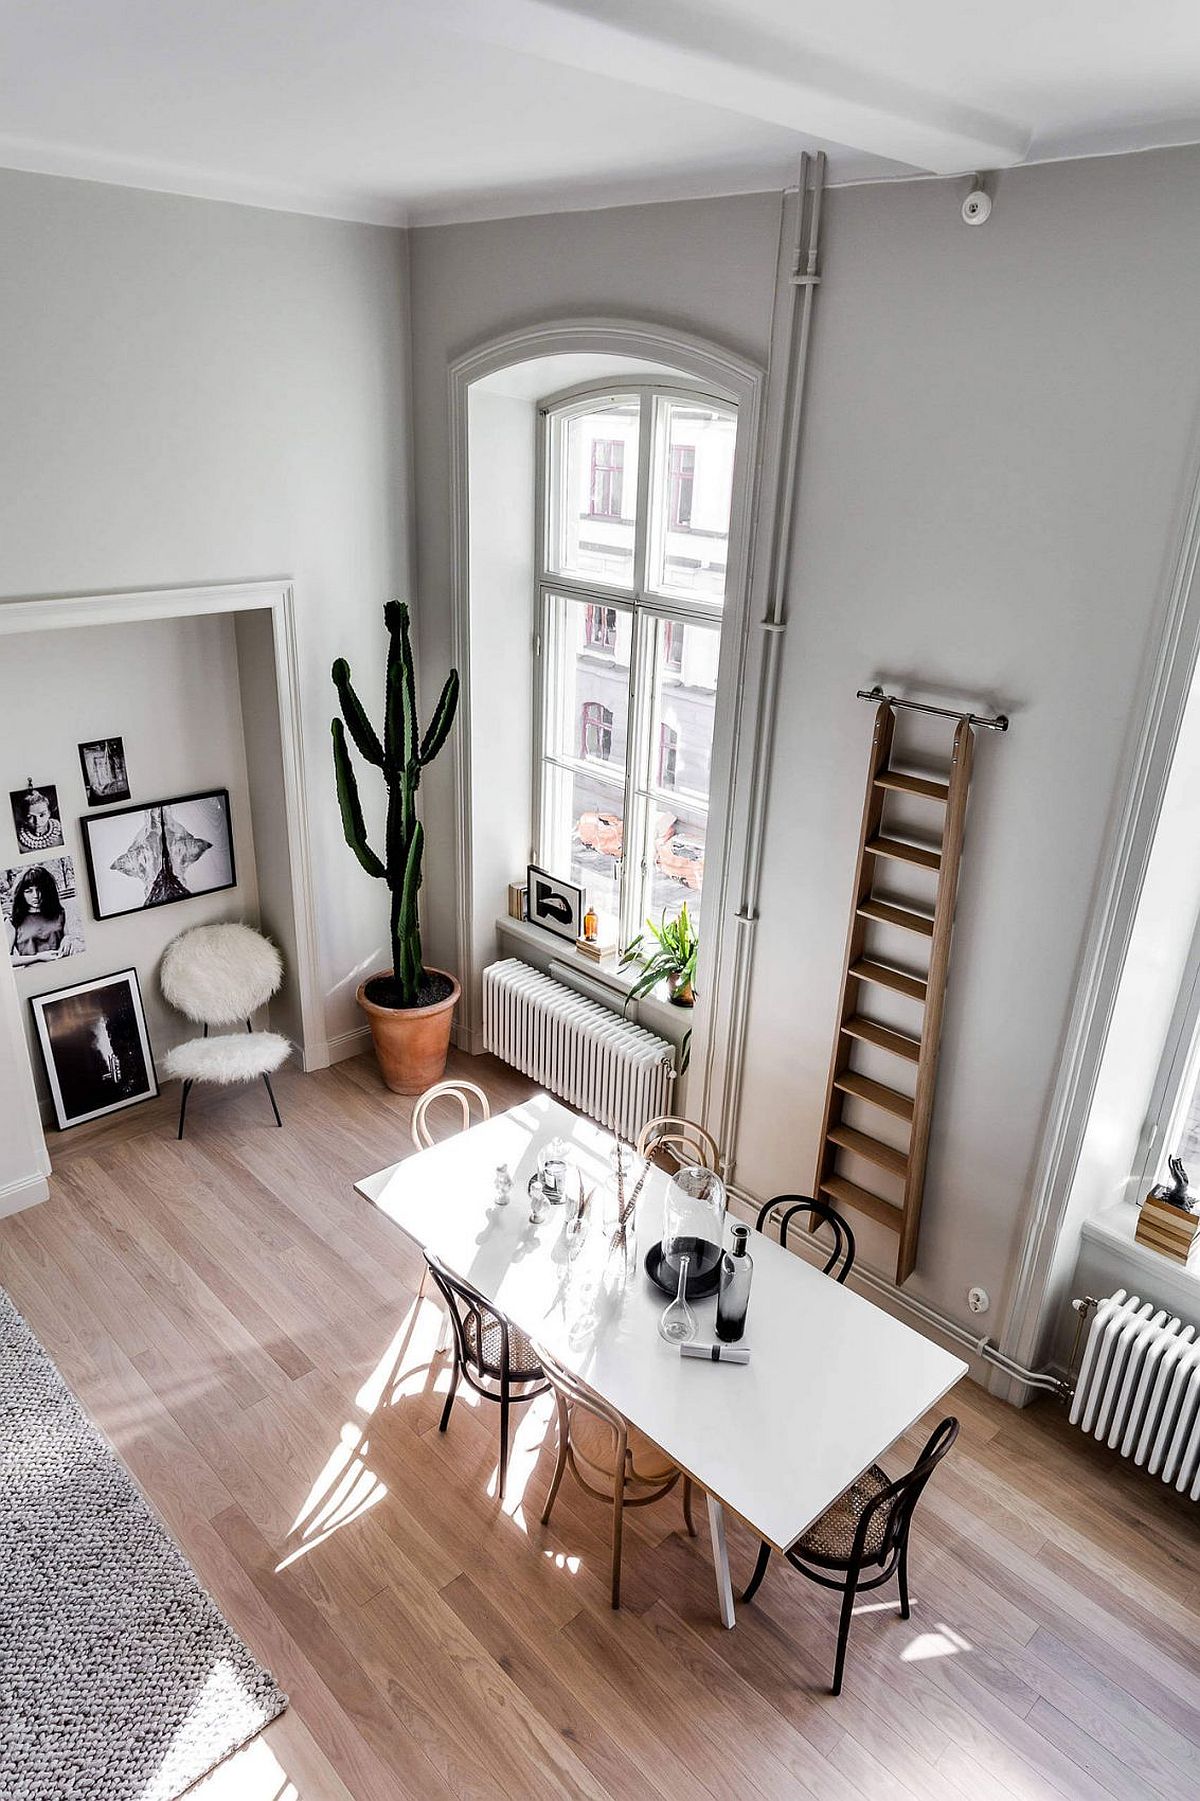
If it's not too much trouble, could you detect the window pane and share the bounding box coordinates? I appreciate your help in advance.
[649,399,735,604]
[649,616,717,804]
[549,400,639,588]
[547,595,630,770]
[541,763,623,942]
[642,799,707,932]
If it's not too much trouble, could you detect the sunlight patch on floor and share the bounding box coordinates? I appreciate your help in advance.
[485,1390,555,1527]
[276,1420,387,1571]
[899,1623,972,1662]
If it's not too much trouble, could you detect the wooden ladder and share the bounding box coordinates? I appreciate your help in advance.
[813,699,975,1283]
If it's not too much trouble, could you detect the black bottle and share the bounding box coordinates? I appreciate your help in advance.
[716,1224,753,1343]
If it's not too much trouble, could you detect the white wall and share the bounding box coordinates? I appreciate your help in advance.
[0,168,411,1195]
[408,151,1200,1349]
[1,614,260,1106]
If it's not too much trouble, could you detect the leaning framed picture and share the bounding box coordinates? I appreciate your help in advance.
[526,864,583,942]
[81,789,236,920]
[30,967,158,1130]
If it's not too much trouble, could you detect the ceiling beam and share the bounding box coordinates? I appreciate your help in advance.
[422,0,1030,175]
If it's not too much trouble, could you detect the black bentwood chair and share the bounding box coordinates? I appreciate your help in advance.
[755,1194,856,1283]
[423,1255,549,1501]
[741,1417,959,1695]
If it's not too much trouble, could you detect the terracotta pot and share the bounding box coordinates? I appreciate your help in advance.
[356,968,460,1094]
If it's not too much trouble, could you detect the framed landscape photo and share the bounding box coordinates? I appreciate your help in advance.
[526,864,583,942]
[31,967,158,1130]
[81,789,236,920]
[78,737,130,807]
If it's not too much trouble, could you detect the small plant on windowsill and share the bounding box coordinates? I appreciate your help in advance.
[620,903,698,1009]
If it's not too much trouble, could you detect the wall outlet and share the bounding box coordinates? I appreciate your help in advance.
[967,1285,990,1314]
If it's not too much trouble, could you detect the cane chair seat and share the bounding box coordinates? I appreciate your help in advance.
[569,1409,678,1485]
[794,1464,891,1563]
[462,1312,544,1382]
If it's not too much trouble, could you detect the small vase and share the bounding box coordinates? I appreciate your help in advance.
[667,972,695,1007]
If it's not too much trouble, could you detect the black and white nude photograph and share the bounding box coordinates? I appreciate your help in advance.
[1,857,86,968]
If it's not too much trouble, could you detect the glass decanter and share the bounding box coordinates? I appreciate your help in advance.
[658,1253,698,1344]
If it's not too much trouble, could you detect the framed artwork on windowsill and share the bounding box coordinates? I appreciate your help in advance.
[526,865,583,942]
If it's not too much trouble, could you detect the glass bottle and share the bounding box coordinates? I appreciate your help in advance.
[583,904,599,942]
[659,1254,698,1344]
[716,1225,753,1343]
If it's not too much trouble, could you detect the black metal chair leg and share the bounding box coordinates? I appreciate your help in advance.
[831,1569,860,1697]
[177,1080,193,1141]
[439,1355,460,1433]
[498,1375,511,1501]
[742,1540,772,1603]
[898,1543,911,1619]
[262,1072,283,1128]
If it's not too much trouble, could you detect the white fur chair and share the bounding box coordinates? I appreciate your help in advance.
[161,923,289,1138]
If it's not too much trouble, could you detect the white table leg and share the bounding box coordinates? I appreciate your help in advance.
[706,1493,736,1629]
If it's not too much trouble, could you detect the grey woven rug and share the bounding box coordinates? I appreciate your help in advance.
[0,1288,286,1801]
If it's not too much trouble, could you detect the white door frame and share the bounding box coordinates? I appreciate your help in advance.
[447,317,766,1138]
[0,577,323,1198]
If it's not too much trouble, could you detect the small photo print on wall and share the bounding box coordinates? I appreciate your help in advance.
[31,967,158,1130]
[1,857,86,968]
[82,789,235,920]
[526,864,583,942]
[9,783,64,853]
[78,737,130,807]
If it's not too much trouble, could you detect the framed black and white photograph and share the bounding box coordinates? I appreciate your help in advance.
[526,863,583,942]
[9,782,64,853]
[1,856,86,968]
[31,967,157,1130]
[81,789,236,921]
[78,737,130,807]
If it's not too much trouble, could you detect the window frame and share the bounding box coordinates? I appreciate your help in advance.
[1130,900,1200,1199]
[533,381,734,952]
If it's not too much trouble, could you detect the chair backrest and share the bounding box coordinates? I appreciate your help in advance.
[635,1114,720,1172]
[856,1416,959,1568]
[411,1079,491,1149]
[755,1193,856,1283]
[160,922,283,1027]
[423,1254,542,1383]
[537,1342,627,1443]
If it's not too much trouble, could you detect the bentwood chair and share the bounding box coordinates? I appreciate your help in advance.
[537,1345,696,1607]
[755,1193,856,1283]
[411,1078,490,1148]
[741,1417,959,1694]
[635,1114,720,1173]
[424,1255,548,1501]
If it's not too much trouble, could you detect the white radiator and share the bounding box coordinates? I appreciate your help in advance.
[1070,1289,1200,1500]
[482,958,676,1144]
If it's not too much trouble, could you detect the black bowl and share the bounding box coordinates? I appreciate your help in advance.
[644,1237,722,1299]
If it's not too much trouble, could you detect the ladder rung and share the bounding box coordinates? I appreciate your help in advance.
[842,1016,922,1062]
[849,958,928,1002]
[866,835,942,872]
[834,1071,915,1122]
[828,1123,908,1177]
[875,770,950,802]
[819,1176,903,1232]
[857,897,936,937]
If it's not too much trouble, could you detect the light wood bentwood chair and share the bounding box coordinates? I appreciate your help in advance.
[411,1078,491,1148]
[538,1345,696,1608]
[635,1114,720,1173]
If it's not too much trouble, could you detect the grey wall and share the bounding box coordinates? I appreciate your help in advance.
[0,168,412,1064]
[408,150,1200,1341]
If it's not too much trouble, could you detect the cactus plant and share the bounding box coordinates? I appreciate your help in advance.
[331,601,459,1009]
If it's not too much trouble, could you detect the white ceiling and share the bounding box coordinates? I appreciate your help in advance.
[1,1,1199,226]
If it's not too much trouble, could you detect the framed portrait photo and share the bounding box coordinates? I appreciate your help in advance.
[526,864,583,942]
[78,737,131,807]
[81,789,236,921]
[9,782,64,854]
[31,967,158,1130]
[2,856,86,968]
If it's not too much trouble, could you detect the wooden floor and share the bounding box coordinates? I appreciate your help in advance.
[2,1053,1198,1800]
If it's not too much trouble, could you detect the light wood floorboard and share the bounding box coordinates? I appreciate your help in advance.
[2,1052,1197,1799]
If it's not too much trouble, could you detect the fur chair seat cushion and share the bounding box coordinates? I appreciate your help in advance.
[161,923,283,1027]
[166,1032,291,1086]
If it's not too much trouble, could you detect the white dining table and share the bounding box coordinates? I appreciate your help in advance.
[356,1093,967,1626]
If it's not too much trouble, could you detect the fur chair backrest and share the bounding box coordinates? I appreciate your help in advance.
[160,922,283,1027]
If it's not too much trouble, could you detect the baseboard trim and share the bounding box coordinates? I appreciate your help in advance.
[0,1172,50,1218]
[326,1025,372,1065]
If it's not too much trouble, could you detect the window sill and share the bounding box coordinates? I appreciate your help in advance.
[494,914,692,1049]
[1080,1200,1200,1314]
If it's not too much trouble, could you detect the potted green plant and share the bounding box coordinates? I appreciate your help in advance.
[331,600,460,1093]
[620,903,699,1008]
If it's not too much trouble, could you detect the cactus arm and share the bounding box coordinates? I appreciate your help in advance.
[332,719,385,879]
[419,669,460,766]
[332,659,384,766]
